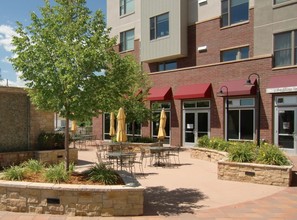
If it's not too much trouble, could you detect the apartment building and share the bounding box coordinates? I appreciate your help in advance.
[93,0,297,155]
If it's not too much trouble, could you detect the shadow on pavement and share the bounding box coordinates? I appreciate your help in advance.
[143,186,207,216]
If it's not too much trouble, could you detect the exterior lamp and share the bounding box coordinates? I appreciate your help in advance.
[245,73,261,147]
[217,86,229,141]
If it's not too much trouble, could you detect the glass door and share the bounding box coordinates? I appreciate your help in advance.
[183,111,209,147]
[275,108,297,154]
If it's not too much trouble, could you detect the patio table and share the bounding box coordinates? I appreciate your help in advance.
[147,146,172,166]
[107,151,136,170]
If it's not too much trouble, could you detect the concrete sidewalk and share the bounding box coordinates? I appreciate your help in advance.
[0,146,296,219]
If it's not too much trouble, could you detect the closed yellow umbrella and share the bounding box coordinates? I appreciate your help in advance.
[116,107,127,142]
[109,112,116,137]
[157,108,167,140]
[71,120,77,133]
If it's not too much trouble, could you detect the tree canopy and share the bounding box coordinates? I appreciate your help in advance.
[10,0,151,169]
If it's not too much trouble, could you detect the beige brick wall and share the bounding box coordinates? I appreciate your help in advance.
[0,87,54,151]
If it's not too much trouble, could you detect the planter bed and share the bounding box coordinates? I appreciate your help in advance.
[0,148,78,168]
[191,147,293,187]
[0,171,144,216]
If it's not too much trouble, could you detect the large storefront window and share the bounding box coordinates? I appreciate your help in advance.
[104,113,141,140]
[227,98,254,141]
[151,102,171,144]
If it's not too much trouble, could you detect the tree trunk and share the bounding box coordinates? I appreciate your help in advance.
[65,117,70,171]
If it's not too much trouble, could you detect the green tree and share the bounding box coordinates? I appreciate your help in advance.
[112,55,153,140]
[10,0,149,170]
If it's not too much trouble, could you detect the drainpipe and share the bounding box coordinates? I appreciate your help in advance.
[27,96,31,150]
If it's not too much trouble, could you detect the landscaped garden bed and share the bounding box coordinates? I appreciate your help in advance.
[0,161,144,216]
[191,136,293,186]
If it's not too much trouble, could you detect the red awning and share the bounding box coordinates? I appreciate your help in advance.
[218,78,257,96]
[174,83,211,99]
[147,86,172,101]
[266,74,297,93]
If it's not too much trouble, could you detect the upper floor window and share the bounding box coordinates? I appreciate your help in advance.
[150,13,169,40]
[274,30,297,67]
[274,0,290,4]
[221,0,249,27]
[221,46,249,62]
[120,0,134,16]
[158,61,177,71]
[120,29,134,52]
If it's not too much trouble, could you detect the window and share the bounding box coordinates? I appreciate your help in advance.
[127,122,141,137]
[120,29,134,52]
[274,31,297,67]
[104,113,141,140]
[120,0,134,16]
[221,0,249,27]
[274,0,290,4]
[227,98,254,141]
[221,46,249,62]
[150,13,169,40]
[151,102,171,144]
[183,101,210,109]
[158,61,177,71]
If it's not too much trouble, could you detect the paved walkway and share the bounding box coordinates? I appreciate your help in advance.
[0,146,296,219]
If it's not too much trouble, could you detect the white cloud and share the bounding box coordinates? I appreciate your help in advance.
[0,25,17,52]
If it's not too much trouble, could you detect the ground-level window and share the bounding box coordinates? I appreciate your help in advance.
[227,98,254,141]
[103,113,141,140]
[151,102,171,144]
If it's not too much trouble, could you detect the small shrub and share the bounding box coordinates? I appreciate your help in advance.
[44,163,71,183]
[3,165,25,181]
[21,159,44,174]
[256,144,291,166]
[87,163,121,185]
[197,135,210,148]
[129,136,154,143]
[209,137,229,151]
[37,132,65,150]
[228,142,256,163]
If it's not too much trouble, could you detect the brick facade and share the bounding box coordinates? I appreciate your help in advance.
[0,87,54,151]
[94,7,297,151]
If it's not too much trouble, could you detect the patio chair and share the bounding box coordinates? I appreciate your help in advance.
[96,151,114,169]
[120,153,136,174]
[167,146,181,166]
[132,148,145,176]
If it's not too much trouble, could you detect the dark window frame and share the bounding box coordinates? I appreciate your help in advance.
[158,61,177,71]
[120,29,135,52]
[274,30,297,67]
[221,0,249,27]
[220,46,249,62]
[150,12,169,40]
[120,0,134,16]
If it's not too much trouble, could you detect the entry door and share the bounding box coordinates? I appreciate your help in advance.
[184,111,209,147]
[275,108,297,154]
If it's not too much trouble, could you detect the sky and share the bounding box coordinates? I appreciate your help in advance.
[0,0,106,86]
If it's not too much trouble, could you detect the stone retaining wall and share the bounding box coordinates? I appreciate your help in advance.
[191,147,293,186]
[0,149,78,168]
[190,147,228,163]
[0,178,144,216]
[218,160,293,186]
